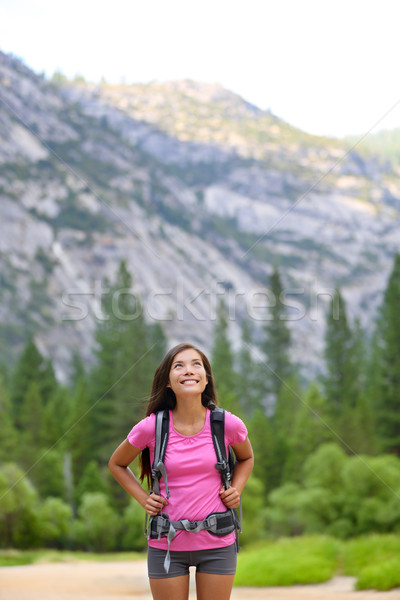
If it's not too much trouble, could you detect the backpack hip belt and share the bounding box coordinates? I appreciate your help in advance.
[149,509,239,573]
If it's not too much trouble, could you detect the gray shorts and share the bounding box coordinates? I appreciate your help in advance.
[147,543,237,579]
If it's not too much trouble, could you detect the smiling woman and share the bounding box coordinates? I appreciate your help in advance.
[108,342,254,600]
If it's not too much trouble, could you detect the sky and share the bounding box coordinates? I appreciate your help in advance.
[0,0,399,138]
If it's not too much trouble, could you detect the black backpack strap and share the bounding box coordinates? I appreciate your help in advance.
[151,410,170,498]
[211,407,243,536]
[210,407,232,490]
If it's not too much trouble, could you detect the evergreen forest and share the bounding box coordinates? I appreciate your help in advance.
[2,255,400,552]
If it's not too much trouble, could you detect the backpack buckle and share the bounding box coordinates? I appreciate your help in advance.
[215,460,227,472]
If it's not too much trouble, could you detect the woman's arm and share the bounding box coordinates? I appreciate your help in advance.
[219,437,254,509]
[108,439,167,516]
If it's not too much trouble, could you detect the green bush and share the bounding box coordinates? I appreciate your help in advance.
[235,536,339,586]
[239,475,265,546]
[73,492,119,552]
[356,558,400,591]
[262,483,304,536]
[36,497,73,548]
[0,463,39,548]
[342,534,400,574]
[120,499,147,551]
[263,445,400,539]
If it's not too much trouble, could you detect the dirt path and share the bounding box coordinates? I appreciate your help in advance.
[0,561,399,599]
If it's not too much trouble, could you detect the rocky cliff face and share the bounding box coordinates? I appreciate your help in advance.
[1,50,399,380]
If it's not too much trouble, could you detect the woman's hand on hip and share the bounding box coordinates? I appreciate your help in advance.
[144,492,168,516]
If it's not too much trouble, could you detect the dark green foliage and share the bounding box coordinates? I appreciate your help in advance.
[73,492,118,552]
[263,443,400,539]
[119,499,147,551]
[36,497,73,548]
[211,300,239,412]
[322,290,357,414]
[2,257,400,552]
[51,198,110,232]
[87,261,166,462]
[282,383,332,483]
[322,290,376,454]
[0,463,39,548]
[75,461,108,503]
[247,407,276,492]
[67,375,95,482]
[374,253,400,453]
[10,337,57,428]
[0,376,18,460]
[261,267,293,402]
[236,319,263,417]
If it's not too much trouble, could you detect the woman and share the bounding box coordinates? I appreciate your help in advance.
[108,342,254,600]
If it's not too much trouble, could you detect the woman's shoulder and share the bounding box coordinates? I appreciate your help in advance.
[127,412,156,448]
[221,409,248,444]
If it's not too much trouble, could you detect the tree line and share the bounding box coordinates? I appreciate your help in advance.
[1,255,400,550]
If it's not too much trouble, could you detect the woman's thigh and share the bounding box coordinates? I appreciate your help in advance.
[149,574,190,600]
[195,572,235,600]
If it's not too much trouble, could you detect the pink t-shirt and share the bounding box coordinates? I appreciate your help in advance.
[127,408,247,551]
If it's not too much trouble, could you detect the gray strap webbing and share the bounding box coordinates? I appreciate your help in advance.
[152,412,170,498]
[150,512,237,573]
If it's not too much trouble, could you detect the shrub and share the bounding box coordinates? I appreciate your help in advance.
[235,536,339,586]
[73,492,119,552]
[120,499,147,551]
[356,559,400,591]
[239,475,265,546]
[37,497,73,548]
[0,463,39,548]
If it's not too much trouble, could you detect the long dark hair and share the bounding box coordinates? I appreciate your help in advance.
[139,342,218,487]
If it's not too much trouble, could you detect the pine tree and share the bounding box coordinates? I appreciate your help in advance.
[261,267,293,403]
[16,381,44,468]
[322,289,372,453]
[10,338,44,428]
[68,375,93,481]
[88,261,167,462]
[236,319,262,417]
[269,374,302,487]
[211,300,239,412]
[283,383,332,482]
[247,407,275,493]
[0,375,18,461]
[10,337,58,429]
[41,386,73,449]
[75,460,107,504]
[323,289,356,414]
[375,253,400,453]
[68,351,86,390]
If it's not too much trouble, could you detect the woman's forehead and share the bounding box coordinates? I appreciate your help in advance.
[172,349,203,364]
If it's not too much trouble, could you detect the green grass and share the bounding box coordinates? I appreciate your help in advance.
[356,559,400,591]
[2,536,400,591]
[0,549,145,567]
[235,534,400,590]
[235,536,340,586]
[341,534,400,591]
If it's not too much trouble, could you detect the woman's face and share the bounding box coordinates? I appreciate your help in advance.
[167,348,208,398]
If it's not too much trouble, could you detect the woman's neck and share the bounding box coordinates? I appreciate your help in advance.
[172,398,207,433]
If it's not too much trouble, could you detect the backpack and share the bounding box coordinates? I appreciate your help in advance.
[151,407,236,499]
[146,407,242,574]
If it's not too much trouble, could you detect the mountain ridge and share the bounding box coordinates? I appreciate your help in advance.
[1,49,399,381]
